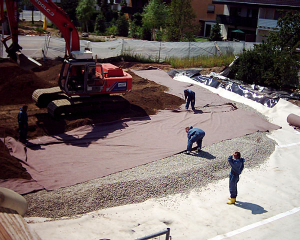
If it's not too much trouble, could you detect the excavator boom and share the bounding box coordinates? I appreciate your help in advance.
[1,0,80,59]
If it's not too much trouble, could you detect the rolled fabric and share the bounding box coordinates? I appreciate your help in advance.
[0,187,28,216]
[287,113,300,128]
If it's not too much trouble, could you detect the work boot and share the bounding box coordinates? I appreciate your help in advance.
[227,198,236,204]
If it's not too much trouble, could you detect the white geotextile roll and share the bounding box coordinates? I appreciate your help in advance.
[0,187,28,216]
[287,113,300,128]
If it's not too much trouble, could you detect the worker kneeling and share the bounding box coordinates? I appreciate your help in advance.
[185,126,205,154]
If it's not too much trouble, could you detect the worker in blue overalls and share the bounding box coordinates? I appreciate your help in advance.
[227,152,245,204]
[185,126,205,154]
[184,89,195,111]
[18,105,28,144]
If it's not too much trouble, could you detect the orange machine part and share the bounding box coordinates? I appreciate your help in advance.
[94,64,132,94]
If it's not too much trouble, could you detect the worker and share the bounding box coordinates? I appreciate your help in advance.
[184,89,195,111]
[18,105,28,144]
[227,152,245,204]
[185,126,205,154]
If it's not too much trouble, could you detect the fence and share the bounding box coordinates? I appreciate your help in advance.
[1,34,257,61]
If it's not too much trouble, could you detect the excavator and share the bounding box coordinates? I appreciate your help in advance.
[0,0,132,117]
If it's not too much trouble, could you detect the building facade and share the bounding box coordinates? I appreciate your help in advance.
[212,0,300,42]
[191,0,224,37]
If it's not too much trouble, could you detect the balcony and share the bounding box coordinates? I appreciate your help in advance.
[217,15,257,28]
[257,18,278,30]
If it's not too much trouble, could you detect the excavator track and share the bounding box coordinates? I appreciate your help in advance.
[33,87,130,118]
[32,87,66,107]
[47,95,130,118]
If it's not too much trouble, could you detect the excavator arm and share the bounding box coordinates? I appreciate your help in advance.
[1,0,80,60]
[1,0,22,61]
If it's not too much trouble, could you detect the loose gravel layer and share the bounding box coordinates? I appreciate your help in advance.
[23,102,277,219]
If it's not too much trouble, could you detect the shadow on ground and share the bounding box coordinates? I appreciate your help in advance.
[235,201,268,214]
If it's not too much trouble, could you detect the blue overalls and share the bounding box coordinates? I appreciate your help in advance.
[18,108,28,143]
[228,156,245,198]
[187,127,205,151]
[184,89,195,111]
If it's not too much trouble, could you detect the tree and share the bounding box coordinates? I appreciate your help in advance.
[116,13,129,37]
[231,11,300,89]
[166,0,198,42]
[94,12,106,34]
[267,10,300,54]
[76,0,95,33]
[142,0,168,41]
[130,12,143,39]
[101,0,114,22]
[59,0,79,26]
[120,0,127,7]
[208,21,223,41]
[21,0,35,24]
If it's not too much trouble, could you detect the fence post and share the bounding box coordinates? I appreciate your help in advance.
[188,41,191,59]
[158,41,161,62]
[0,23,3,58]
[121,39,124,56]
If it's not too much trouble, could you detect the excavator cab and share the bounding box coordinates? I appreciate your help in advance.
[58,59,106,95]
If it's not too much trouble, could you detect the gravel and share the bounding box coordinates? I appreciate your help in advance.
[23,102,277,219]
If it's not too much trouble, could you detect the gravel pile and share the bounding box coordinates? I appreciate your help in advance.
[23,102,277,219]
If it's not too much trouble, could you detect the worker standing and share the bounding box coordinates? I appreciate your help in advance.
[18,105,28,144]
[227,152,245,204]
[184,89,196,111]
[185,126,205,154]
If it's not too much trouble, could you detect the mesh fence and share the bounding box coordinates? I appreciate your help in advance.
[1,35,256,61]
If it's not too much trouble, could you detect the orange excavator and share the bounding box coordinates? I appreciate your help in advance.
[0,0,132,117]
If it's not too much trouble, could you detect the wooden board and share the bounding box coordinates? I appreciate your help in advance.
[0,207,41,240]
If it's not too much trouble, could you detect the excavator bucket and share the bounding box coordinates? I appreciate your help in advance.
[1,0,41,70]
[1,38,42,70]
[16,52,42,70]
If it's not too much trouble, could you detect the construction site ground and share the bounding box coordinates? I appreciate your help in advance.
[0,57,225,181]
[1,24,300,191]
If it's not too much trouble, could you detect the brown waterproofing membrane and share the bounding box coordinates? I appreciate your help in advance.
[0,69,280,194]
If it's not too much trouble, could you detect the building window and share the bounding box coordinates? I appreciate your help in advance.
[274,10,286,20]
[247,8,258,18]
[260,8,275,19]
[230,7,242,17]
[207,4,215,13]
[265,9,274,19]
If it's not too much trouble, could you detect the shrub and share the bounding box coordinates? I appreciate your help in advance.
[208,21,222,41]
[130,24,143,39]
[116,14,129,37]
[105,25,117,36]
[35,27,47,35]
[130,12,143,39]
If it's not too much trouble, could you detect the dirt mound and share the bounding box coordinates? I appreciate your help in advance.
[0,139,31,180]
[0,59,185,180]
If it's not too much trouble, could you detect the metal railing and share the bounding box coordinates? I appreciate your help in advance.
[135,228,171,240]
